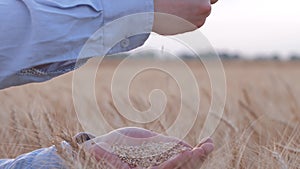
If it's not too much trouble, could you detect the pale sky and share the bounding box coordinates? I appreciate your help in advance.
[201,0,300,58]
[146,0,300,59]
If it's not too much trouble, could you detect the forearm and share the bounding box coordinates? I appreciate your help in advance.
[0,144,70,169]
[0,132,100,169]
[0,0,154,89]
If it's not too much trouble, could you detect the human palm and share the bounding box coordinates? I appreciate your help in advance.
[76,127,214,169]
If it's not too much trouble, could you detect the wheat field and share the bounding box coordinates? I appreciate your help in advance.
[0,59,299,169]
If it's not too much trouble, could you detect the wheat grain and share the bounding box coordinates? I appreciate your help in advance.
[112,142,191,168]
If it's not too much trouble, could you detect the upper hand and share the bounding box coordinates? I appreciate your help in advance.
[153,0,217,35]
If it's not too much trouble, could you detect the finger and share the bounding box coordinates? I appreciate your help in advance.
[155,150,193,169]
[178,142,214,168]
[195,142,214,156]
[203,143,214,156]
[211,0,218,4]
[73,132,96,144]
[180,144,213,169]
[196,137,213,148]
[181,150,205,169]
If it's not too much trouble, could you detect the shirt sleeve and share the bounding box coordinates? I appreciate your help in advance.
[0,142,72,169]
[0,0,154,89]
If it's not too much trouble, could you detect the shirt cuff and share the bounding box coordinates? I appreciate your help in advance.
[0,144,70,169]
[101,0,154,55]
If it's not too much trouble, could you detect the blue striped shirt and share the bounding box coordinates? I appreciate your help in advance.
[0,0,153,89]
[0,142,71,169]
[0,0,153,168]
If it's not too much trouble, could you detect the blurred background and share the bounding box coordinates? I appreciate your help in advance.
[145,0,300,60]
[202,0,300,59]
[0,1,299,168]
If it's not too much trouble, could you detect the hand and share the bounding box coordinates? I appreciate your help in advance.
[153,0,217,35]
[154,138,214,169]
[76,127,214,169]
[211,0,218,4]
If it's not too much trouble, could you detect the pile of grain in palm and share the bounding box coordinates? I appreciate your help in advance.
[111,142,192,168]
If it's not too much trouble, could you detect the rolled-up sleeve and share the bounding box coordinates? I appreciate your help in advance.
[0,143,71,169]
[0,0,154,89]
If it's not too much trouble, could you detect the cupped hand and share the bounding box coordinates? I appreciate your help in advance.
[76,127,214,169]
